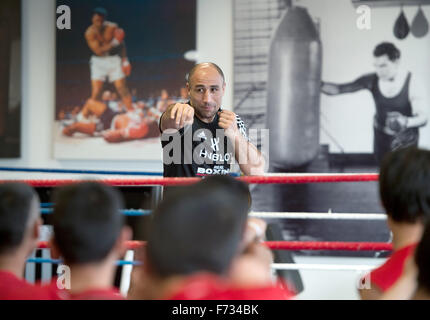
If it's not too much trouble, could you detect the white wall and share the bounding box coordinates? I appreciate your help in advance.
[0,0,234,175]
[196,0,233,110]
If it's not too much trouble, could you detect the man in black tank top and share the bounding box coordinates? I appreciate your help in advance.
[159,62,265,177]
[321,42,427,164]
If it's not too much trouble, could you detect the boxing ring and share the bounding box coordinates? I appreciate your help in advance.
[0,167,390,299]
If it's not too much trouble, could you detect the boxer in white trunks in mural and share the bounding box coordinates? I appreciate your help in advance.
[321,42,427,164]
[62,7,134,138]
[85,7,133,110]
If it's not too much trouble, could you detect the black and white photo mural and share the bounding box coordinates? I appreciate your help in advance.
[233,0,430,253]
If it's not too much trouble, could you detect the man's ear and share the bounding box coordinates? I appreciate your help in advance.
[49,237,61,260]
[115,225,133,257]
[32,217,42,241]
[386,215,394,231]
[27,217,42,255]
[141,246,154,275]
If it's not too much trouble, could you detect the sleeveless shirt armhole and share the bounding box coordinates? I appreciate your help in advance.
[235,114,250,142]
[358,73,377,91]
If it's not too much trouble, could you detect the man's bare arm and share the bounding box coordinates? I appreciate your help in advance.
[218,110,265,176]
[121,43,127,59]
[232,133,266,176]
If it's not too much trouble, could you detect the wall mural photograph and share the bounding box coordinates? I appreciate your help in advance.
[233,0,430,251]
[54,0,196,160]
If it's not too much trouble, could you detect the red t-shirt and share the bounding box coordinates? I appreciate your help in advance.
[166,274,294,300]
[369,243,416,292]
[68,288,124,300]
[0,271,58,300]
[46,280,124,300]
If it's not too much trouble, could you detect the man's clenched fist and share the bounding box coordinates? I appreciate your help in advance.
[170,103,195,129]
[386,111,408,133]
[218,110,239,139]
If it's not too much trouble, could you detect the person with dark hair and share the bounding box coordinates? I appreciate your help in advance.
[128,175,292,300]
[0,183,55,299]
[49,182,132,300]
[321,42,427,163]
[359,147,430,300]
[159,62,265,177]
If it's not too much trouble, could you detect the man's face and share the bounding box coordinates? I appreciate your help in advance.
[92,13,104,28]
[187,65,225,122]
[374,55,399,81]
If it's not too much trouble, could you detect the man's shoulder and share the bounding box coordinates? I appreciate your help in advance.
[354,73,377,90]
[359,72,377,81]
[85,26,96,39]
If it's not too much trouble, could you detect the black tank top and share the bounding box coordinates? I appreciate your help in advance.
[371,72,413,127]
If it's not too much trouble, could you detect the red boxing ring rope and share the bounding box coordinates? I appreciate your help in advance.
[264,241,392,251]
[37,240,393,251]
[0,173,379,187]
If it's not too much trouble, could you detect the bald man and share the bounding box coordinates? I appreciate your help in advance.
[159,62,265,177]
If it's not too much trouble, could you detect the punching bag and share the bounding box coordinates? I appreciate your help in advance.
[411,6,429,38]
[393,7,410,40]
[266,6,322,170]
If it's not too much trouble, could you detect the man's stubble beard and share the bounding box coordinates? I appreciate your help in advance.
[193,104,219,123]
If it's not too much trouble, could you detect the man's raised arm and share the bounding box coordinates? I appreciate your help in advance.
[218,110,265,176]
[321,74,372,96]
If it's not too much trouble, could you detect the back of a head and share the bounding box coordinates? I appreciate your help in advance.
[379,147,430,223]
[52,182,124,264]
[0,183,38,255]
[147,175,250,278]
[198,175,252,211]
[415,222,430,294]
